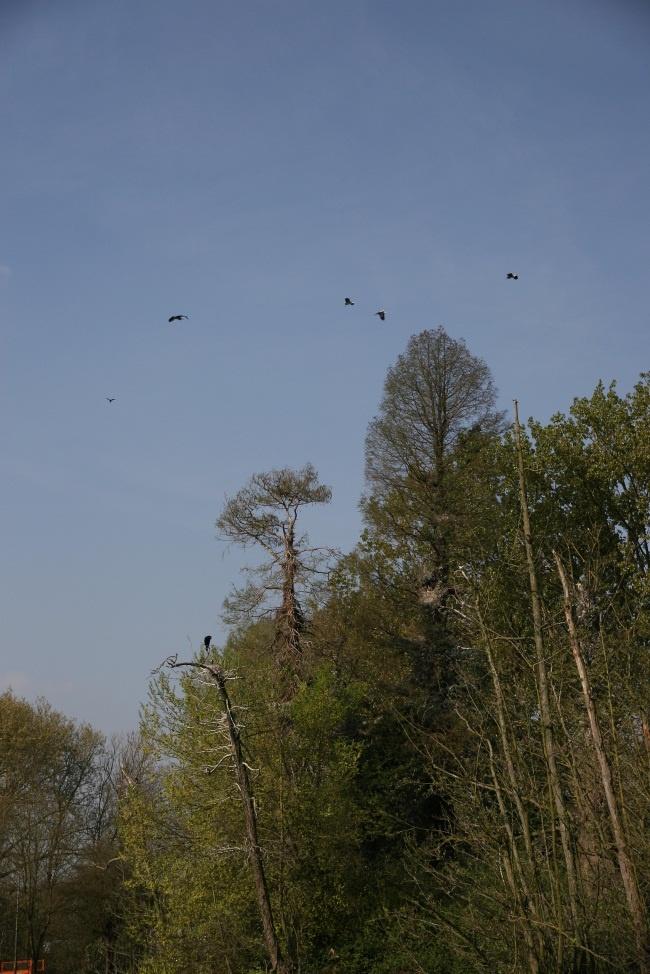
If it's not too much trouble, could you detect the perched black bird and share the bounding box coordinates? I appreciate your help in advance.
[344,297,354,306]
[203,635,212,651]
[168,314,189,323]
[106,398,116,403]
[506,273,519,280]
[375,309,386,321]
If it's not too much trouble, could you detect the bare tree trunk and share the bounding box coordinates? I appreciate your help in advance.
[481,629,545,963]
[513,402,581,945]
[487,741,541,974]
[211,664,291,973]
[166,657,291,973]
[276,515,304,677]
[554,552,650,974]
[472,600,546,950]
[478,611,536,867]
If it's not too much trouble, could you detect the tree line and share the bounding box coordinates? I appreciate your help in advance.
[2,327,649,973]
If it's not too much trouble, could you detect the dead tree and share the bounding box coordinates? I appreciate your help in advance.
[163,655,291,974]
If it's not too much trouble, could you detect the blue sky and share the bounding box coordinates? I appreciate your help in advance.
[1,0,649,732]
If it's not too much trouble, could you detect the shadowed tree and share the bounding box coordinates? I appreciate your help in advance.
[365,327,504,602]
[0,692,123,973]
[361,326,505,703]
[408,377,650,973]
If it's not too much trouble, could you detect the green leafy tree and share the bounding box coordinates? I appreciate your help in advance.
[0,693,136,974]
[410,376,650,973]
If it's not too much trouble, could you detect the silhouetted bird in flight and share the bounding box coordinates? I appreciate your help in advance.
[506,273,519,280]
[203,635,212,651]
[344,297,354,306]
[375,309,386,321]
[168,314,189,323]
[106,398,116,403]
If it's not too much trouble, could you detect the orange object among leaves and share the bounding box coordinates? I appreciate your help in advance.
[1,963,45,973]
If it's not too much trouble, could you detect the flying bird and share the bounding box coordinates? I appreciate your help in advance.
[203,635,212,651]
[344,297,354,306]
[106,398,116,403]
[168,314,189,323]
[375,309,386,321]
[506,273,519,280]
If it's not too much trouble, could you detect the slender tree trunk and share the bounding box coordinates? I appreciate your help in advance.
[554,552,650,974]
[208,663,291,974]
[478,612,536,866]
[167,657,290,973]
[487,741,541,974]
[475,601,544,921]
[479,618,545,962]
[513,402,581,945]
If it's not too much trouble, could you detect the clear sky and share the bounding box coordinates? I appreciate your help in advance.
[1,0,648,733]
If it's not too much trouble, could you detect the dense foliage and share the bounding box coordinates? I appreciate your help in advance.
[3,331,649,973]
[0,694,142,972]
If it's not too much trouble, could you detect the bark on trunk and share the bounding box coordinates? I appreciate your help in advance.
[487,742,541,974]
[165,656,290,973]
[554,552,650,974]
[274,517,305,702]
[207,663,291,974]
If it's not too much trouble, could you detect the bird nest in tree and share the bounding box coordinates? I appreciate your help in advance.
[418,581,446,607]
